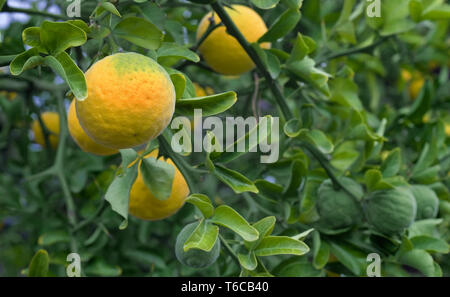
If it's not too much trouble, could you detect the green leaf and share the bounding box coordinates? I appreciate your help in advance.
[169,73,186,100]
[410,236,449,254]
[157,42,200,63]
[259,9,301,43]
[54,52,87,99]
[282,0,304,10]
[67,20,91,33]
[184,220,219,252]
[409,0,423,22]
[421,3,450,20]
[364,169,382,192]
[251,0,280,9]
[330,77,363,111]
[100,2,121,17]
[40,21,87,55]
[283,159,307,196]
[380,148,402,178]
[114,17,163,50]
[299,129,334,154]
[123,250,166,270]
[287,33,310,63]
[43,52,88,100]
[398,249,435,277]
[186,194,214,218]
[291,228,314,241]
[140,155,175,200]
[238,252,257,270]
[22,27,42,48]
[254,236,309,256]
[38,230,70,246]
[287,57,331,96]
[85,259,122,277]
[175,91,237,116]
[9,48,41,75]
[254,179,284,198]
[105,150,139,224]
[210,163,259,194]
[284,118,304,138]
[28,250,49,277]
[0,0,5,11]
[245,216,276,250]
[407,80,433,124]
[312,232,329,269]
[328,241,367,276]
[411,143,437,177]
[210,205,259,241]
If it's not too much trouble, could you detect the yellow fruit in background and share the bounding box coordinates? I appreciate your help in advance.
[196,5,270,75]
[0,91,17,100]
[401,69,412,82]
[32,112,60,149]
[193,83,214,97]
[68,100,118,156]
[76,52,176,149]
[409,77,425,100]
[445,123,450,137]
[129,149,189,221]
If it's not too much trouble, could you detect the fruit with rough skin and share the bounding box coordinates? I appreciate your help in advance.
[175,222,220,268]
[196,5,270,75]
[365,187,417,235]
[32,112,59,149]
[316,178,364,230]
[76,52,176,149]
[409,185,439,220]
[68,100,118,156]
[128,150,189,221]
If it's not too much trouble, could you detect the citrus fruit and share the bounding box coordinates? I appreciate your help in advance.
[409,185,439,220]
[365,187,417,235]
[67,100,118,156]
[128,149,189,220]
[75,52,176,149]
[31,111,60,149]
[316,178,364,230]
[409,77,425,99]
[196,5,270,75]
[175,222,221,269]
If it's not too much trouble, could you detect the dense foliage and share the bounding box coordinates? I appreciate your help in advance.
[0,0,449,277]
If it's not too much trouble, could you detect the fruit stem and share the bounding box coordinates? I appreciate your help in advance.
[316,35,393,64]
[210,1,293,121]
[3,3,70,20]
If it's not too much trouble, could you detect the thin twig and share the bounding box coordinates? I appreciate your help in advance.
[210,1,293,121]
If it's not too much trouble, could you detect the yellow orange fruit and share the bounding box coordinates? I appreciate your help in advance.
[409,77,425,100]
[445,123,450,137]
[76,52,176,149]
[196,5,270,75]
[32,112,60,149]
[68,100,118,156]
[129,150,189,221]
